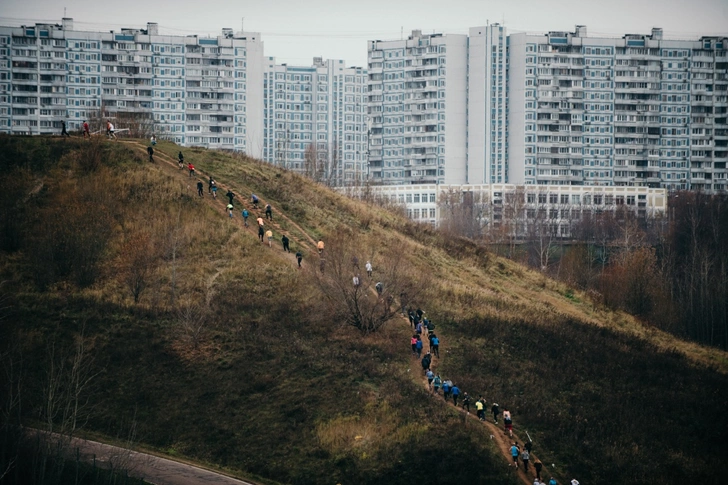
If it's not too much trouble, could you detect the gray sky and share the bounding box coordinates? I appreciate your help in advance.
[2,0,727,67]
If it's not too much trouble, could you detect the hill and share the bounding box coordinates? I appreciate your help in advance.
[1,135,727,485]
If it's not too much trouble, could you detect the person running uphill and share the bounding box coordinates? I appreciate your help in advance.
[265,229,273,247]
[178,151,184,168]
[242,209,249,226]
[492,402,500,424]
[211,180,218,198]
[226,190,235,206]
[265,204,273,220]
[503,409,513,437]
[61,120,70,137]
[147,145,154,162]
[258,225,265,242]
[82,121,90,138]
[510,443,520,469]
[197,180,203,197]
[281,234,290,252]
[226,203,234,218]
[295,251,303,268]
[317,240,324,255]
[251,194,259,209]
[188,163,195,177]
[451,384,460,406]
[433,374,441,395]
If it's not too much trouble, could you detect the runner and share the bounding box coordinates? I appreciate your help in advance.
[492,402,500,424]
[510,443,520,469]
[211,180,218,198]
[421,351,431,372]
[265,203,272,220]
[82,120,90,138]
[432,374,441,395]
[256,216,264,228]
[208,176,214,194]
[451,383,460,406]
[415,336,423,358]
[196,180,203,197]
[242,208,249,227]
[461,392,471,412]
[265,229,273,247]
[317,239,324,255]
[60,120,70,137]
[503,409,513,437]
[107,120,116,140]
[475,397,485,420]
[534,460,543,481]
[365,260,372,278]
[226,203,234,218]
[178,151,184,169]
[295,251,303,268]
[251,194,259,209]
[281,234,290,252]
[442,379,451,402]
[425,369,434,390]
[431,334,440,358]
[410,335,418,356]
[226,189,235,206]
[522,447,531,472]
[188,162,195,177]
[150,134,157,146]
[147,145,154,163]
[258,225,265,242]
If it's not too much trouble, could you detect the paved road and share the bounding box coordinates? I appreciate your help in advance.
[44,432,257,485]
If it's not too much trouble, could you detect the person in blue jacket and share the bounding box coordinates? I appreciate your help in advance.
[431,335,440,357]
[510,443,520,468]
[451,383,460,406]
[442,379,451,401]
[415,338,423,358]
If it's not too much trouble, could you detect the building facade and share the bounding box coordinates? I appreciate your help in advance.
[353,183,667,234]
[367,30,468,185]
[262,57,368,185]
[0,18,264,157]
[508,26,728,191]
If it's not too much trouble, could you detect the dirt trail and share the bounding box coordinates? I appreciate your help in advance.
[126,140,553,484]
[124,141,317,261]
[409,321,546,485]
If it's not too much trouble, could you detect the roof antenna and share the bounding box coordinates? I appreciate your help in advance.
[241,17,244,33]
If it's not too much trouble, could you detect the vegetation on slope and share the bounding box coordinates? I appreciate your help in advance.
[1,135,727,485]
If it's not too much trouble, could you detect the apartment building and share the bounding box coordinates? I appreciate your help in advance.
[262,57,368,185]
[367,30,468,185]
[0,18,264,156]
[468,24,509,184]
[508,26,728,192]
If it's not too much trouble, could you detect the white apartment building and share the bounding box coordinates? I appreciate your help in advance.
[468,24,509,184]
[352,183,667,235]
[508,26,728,192]
[367,30,468,185]
[0,18,265,157]
[262,57,368,185]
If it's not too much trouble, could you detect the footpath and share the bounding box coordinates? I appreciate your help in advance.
[121,140,559,484]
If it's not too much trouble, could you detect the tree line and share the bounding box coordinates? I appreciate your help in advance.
[438,190,728,350]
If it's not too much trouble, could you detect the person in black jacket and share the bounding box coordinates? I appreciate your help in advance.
[281,234,290,252]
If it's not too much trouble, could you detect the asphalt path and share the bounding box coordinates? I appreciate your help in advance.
[39,432,257,485]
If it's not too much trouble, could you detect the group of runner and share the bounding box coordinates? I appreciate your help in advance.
[177,150,305,265]
[409,309,577,485]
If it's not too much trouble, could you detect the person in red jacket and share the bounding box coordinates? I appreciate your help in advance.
[188,163,195,177]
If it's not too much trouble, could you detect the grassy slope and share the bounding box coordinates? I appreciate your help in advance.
[2,136,727,485]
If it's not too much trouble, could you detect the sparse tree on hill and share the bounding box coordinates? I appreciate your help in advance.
[310,232,426,334]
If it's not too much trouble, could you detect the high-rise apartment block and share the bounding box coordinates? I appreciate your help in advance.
[369,26,727,192]
[262,57,368,185]
[0,19,265,156]
[367,30,468,185]
[508,26,728,191]
[1,18,726,192]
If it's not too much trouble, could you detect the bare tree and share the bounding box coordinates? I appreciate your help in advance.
[309,233,424,334]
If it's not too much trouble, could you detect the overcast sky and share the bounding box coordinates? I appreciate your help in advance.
[2,0,726,66]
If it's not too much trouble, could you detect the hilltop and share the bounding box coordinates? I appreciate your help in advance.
[0,135,727,485]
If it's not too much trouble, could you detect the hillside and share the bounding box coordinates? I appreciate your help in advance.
[1,135,727,485]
